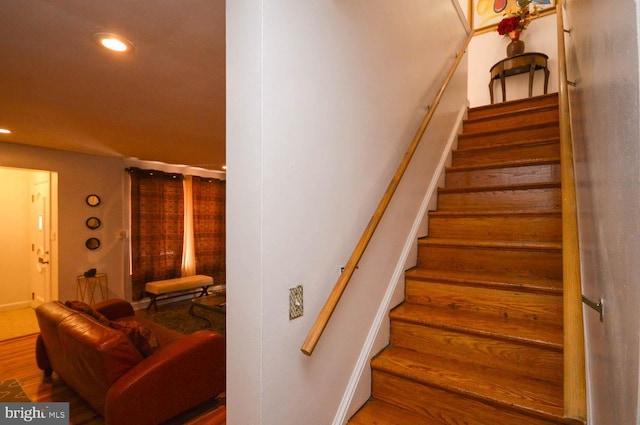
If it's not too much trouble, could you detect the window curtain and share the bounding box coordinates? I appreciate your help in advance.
[130,168,185,300]
[192,177,226,286]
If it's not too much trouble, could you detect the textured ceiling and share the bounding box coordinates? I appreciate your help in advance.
[0,0,226,170]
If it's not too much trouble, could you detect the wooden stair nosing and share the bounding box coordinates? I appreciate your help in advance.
[457,120,559,140]
[371,347,564,422]
[390,303,563,351]
[438,181,560,194]
[404,268,563,294]
[445,157,560,173]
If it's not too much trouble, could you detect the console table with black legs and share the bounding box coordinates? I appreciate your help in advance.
[489,52,549,104]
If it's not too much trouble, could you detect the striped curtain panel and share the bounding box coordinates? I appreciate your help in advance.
[130,168,185,300]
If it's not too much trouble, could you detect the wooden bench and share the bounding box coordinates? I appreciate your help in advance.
[145,275,213,311]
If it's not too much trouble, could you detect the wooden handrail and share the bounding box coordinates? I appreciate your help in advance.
[556,1,588,422]
[301,32,473,356]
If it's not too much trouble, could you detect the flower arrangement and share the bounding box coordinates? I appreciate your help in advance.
[497,0,537,40]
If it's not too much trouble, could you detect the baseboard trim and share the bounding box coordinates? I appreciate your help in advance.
[0,301,33,312]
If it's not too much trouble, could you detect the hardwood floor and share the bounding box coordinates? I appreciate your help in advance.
[0,334,226,425]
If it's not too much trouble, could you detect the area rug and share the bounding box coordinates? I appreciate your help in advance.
[0,379,30,402]
[144,299,225,335]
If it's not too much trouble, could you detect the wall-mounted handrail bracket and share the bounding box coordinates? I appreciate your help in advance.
[340,265,359,274]
[582,295,604,321]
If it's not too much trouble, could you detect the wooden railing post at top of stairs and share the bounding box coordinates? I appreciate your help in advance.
[300,32,473,356]
[556,0,587,423]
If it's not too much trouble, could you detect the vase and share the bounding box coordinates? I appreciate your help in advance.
[506,31,525,57]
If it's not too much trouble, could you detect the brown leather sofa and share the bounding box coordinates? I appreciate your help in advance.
[35,299,225,425]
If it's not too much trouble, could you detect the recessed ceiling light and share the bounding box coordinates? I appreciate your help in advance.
[0,129,11,134]
[91,32,135,53]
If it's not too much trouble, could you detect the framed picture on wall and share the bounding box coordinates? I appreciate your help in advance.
[471,0,556,32]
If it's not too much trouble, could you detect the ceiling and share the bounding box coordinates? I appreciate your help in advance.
[0,0,226,171]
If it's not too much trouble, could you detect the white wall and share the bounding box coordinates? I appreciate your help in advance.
[226,1,468,424]
[0,168,32,309]
[564,0,640,424]
[468,13,559,107]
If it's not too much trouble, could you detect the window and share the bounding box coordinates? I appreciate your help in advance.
[129,168,225,300]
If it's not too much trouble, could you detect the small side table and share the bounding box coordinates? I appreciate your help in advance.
[489,52,549,104]
[77,273,108,305]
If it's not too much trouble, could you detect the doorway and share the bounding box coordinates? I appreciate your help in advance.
[0,167,58,313]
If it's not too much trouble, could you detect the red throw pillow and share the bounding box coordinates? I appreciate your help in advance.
[64,300,110,325]
[109,321,160,358]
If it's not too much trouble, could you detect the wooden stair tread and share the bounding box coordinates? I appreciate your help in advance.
[418,238,562,251]
[372,346,564,421]
[468,93,558,119]
[446,158,559,173]
[349,399,445,425]
[390,303,563,350]
[405,268,563,293]
[438,181,560,194]
[463,106,559,135]
[464,104,559,126]
[428,210,561,218]
[455,137,559,153]
[458,120,559,139]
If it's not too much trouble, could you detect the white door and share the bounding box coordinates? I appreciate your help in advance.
[30,175,51,307]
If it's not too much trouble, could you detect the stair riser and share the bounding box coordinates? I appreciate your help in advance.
[446,163,560,188]
[463,108,559,134]
[391,320,563,384]
[437,187,561,212]
[453,141,559,167]
[372,372,564,425]
[416,245,562,279]
[458,124,559,150]
[467,95,559,121]
[428,214,562,242]
[405,280,563,325]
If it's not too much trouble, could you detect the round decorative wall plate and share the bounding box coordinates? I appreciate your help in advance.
[85,237,101,250]
[86,194,101,207]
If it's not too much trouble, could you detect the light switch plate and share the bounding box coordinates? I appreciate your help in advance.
[289,285,303,320]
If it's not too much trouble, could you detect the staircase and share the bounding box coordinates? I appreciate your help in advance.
[349,93,574,425]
